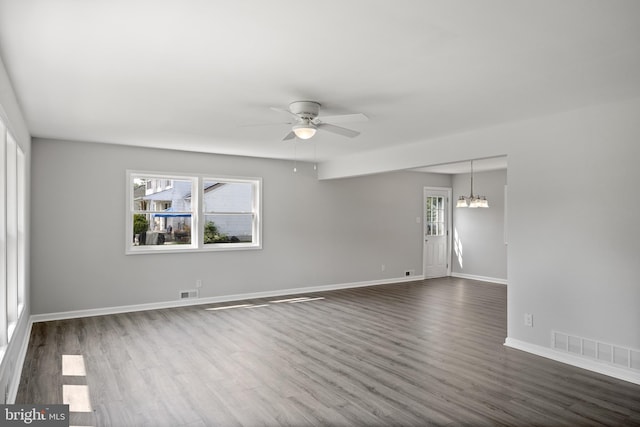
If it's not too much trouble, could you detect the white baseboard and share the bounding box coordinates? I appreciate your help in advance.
[504,337,640,386]
[30,275,425,323]
[451,272,507,285]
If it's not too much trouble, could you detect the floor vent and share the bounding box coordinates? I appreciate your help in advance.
[552,331,640,372]
[179,289,199,300]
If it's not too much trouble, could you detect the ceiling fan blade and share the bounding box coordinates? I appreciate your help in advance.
[240,121,295,128]
[270,106,298,119]
[316,113,368,124]
[316,122,360,138]
[282,131,296,141]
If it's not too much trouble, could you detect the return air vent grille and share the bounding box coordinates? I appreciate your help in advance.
[552,331,640,372]
[179,289,199,300]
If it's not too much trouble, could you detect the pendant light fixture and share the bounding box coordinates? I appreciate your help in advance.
[457,160,489,208]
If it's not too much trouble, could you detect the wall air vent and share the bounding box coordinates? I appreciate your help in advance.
[552,331,640,372]
[179,289,199,299]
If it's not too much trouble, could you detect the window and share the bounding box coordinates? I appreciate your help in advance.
[0,113,28,361]
[17,145,26,315]
[6,132,18,338]
[130,174,194,247]
[127,171,261,254]
[203,180,256,245]
[0,119,6,347]
[426,196,445,236]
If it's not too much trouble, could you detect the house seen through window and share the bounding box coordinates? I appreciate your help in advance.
[128,172,261,253]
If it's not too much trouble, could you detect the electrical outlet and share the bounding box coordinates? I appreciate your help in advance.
[524,313,533,327]
[404,269,415,277]
[195,279,202,288]
[381,264,386,272]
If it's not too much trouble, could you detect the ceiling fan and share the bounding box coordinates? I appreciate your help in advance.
[269,101,368,141]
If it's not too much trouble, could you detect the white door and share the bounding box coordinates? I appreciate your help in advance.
[424,188,451,279]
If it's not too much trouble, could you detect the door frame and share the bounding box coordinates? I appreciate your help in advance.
[423,186,452,278]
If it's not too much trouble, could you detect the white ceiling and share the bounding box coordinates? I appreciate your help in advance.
[0,1,639,167]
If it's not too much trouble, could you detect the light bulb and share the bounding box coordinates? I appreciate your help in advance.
[293,123,317,140]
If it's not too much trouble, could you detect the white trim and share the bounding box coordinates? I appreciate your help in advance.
[7,318,32,403]
[504,337,640,386]
[451,272,507,285]
[0,121,6,347]
[30,275,425,323]
[503,184,508,245]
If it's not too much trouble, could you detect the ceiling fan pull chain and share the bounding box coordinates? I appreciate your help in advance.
[293,142,298,173]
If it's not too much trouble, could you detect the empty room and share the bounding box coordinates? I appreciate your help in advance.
[0,1,639,426]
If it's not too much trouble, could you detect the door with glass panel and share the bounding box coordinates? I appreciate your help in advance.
[424,188,451,278]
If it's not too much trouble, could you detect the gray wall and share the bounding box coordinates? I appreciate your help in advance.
[31,138,451,314]
[318,95,640,356]
[452,169,507,282]
[507,98,640,349]
[0,55,31,402]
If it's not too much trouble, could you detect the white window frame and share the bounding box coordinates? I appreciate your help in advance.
[0,111,28,364]
[16,144,25,316]
[5,132,18,339]
[0,119,7,349]
[126,170,262,254]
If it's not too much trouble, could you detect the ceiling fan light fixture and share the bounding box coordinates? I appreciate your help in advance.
[293,122,317,140]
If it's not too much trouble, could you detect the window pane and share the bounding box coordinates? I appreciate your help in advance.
[17,146,25,314]
[0,121,6,345]
[204,214,253,244]
[133,177,192,212]
[132,213,192,245]
[6,132,18,332]
[426,196,446,237]
[204,181,253,213]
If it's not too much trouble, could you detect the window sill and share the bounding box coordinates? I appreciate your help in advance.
[126,243,262,255]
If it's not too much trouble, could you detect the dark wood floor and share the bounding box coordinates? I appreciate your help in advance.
[17,277,640,426]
